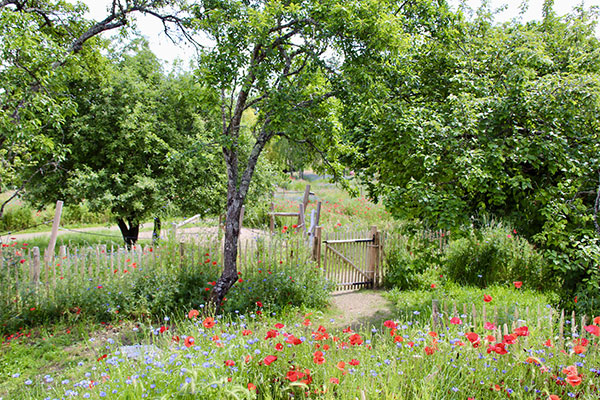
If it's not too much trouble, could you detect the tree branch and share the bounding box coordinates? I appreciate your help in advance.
[0,162,59,219]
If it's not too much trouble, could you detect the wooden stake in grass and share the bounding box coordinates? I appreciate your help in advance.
[45,200,63,265]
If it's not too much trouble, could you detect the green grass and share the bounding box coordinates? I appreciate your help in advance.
[2,302,598,399]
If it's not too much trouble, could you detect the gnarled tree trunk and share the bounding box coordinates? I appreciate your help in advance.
[117,217,139,249]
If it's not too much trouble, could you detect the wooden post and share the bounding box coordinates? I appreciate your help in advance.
[313,226,322,264]
[172,222,178,240]
[239,206,245,230]
[297,184,310,227]
[315,201,322,229]
[45,200,63,264]
[367,226,379,288]
[270,202,275,234]
[298,203,305,234]
[179,241,185,268]
[432,299,440,329]
[32,246,40,284]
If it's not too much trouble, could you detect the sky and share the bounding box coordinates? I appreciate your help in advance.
[81,0,600,70]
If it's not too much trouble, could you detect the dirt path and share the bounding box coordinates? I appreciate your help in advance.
[1,224,266,244]
[328,290,395,331]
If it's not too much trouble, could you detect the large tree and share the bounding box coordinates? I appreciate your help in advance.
[343,2,600,306]
[25,39,227,246]
[185,0,440,308]
[0,0,191,218]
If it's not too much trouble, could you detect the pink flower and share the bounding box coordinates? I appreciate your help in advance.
[484,322,496,330]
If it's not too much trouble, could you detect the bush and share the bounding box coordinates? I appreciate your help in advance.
[224,259,333,314]
[0,241,332,333]
[0,206,34,233]
[444,222,548,289]
[382,232,443,290]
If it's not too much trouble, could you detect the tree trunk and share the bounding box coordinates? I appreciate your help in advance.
[210,195,243,310]
[152,216,161,246]
[117,217,139,249]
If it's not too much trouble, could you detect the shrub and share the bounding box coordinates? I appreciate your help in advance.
[0,206,34,233]
[382,232,443,290]
[224,259,333,314]
[444,221,548,289]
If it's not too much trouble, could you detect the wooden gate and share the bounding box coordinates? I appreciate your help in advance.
[321,226,381,291]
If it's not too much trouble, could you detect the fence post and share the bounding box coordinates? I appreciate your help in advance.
[297,184,310,227]
[269,202,275,234]
[313,226,322,265]
[32,246,40,284]
[45,200,63,265]
[239,206,245,230]
[432,299,440,329]
[368,226,380,288]
[172,222,178,240]
[297,203,305,234]
[179,241,185,268]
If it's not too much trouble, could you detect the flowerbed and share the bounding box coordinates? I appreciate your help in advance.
[7,302,600,399]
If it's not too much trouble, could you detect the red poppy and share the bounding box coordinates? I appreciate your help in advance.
[262,355,277,366]
[247,383,256,391]
[430,284,436,289]
[483,294,492,303]
[274,343,283,351]
[275,323,284,329]
[514,326,529,337]
[544,338,553,347]
[265,329,279,339]
[225,360,235,366]
[203,317,216,329]
[349,333,363,346]
[449,317,462,325]
[285,370,305,382]
[549,395,560,400]
[487,342,507,355]
[594,316,600,325]
[566,374,582,387]
[466,332,480,347]
[383,320,397,329]
[184,336,195,348]
[584,325,600,336]
[159,326,168,333]
[424,346,435,355]
[256,301,263,308]
[336,361,346,371]
[330,377,340,384]
[286,335,302,345]
[313,350,325,364]
[349,359,359,366]
[242,329,253,336]
[513,281,522,289]
[172,335,180,343]
[573,345,586,354]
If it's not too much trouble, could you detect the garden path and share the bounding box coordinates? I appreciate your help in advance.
[328,290,395,331]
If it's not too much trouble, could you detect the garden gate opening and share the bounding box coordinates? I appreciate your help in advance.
[316,226,382,292]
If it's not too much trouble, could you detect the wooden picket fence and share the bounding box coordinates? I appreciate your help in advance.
[429,299,592,345]
[0,234,312,310]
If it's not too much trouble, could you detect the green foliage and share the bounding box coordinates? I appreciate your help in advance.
[224,260,333,314]
[0,207,34,233]
[0,239,331,334]
[385,282,558,326]
[382,233,443,291]
[444,222,549,289]
[24,40,227,235]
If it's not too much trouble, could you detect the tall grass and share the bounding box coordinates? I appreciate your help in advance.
[3,299,598,399]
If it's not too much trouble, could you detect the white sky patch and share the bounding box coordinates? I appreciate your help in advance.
[78,0,599,70]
